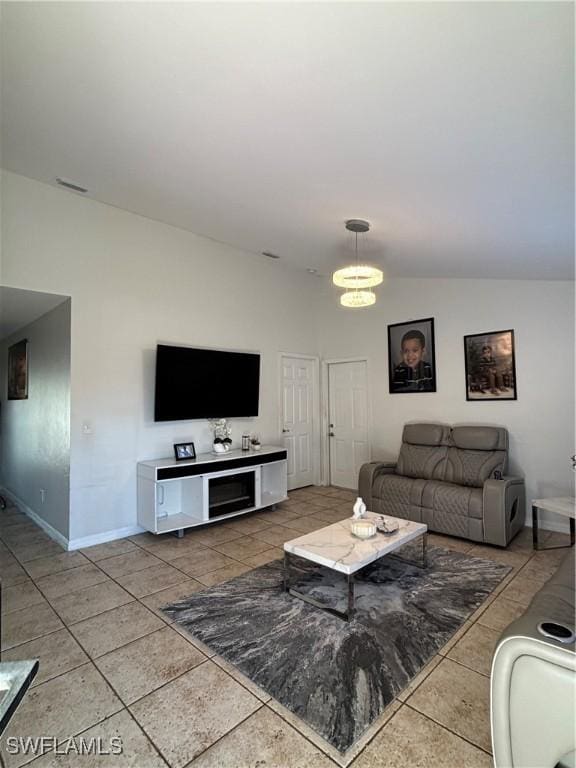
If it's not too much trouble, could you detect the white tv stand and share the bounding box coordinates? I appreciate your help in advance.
[137,445,288,535]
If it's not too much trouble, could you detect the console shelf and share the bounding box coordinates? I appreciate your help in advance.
[137,446,287,535]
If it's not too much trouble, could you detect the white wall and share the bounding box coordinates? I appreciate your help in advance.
[0,300,71,538]
[318,278,575,530]
[1,171,319,546]
[2,170,574,545]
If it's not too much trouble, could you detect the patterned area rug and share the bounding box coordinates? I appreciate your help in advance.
[164,545,510,752]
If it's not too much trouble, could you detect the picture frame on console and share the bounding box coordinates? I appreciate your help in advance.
[174,442,196,461]
[464,329,517,401]
[7,339,29,400]
[388,318,436,393]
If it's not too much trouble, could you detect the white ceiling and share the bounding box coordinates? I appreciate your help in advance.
[1,2,573,280]
[0,287,69,340]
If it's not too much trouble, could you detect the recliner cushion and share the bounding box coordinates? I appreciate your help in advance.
[444,447,506,488]
[396,444,448,480]
[422,480,483,519]
[372,474,425,522]
[403,423,451,446]
[452,425,508,451]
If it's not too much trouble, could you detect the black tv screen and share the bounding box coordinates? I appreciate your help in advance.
[154,345,260,421]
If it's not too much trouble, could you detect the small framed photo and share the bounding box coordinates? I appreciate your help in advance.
[464,329,517,401]
[174,442,196,461]
[8,339,29,400]
[388,318,436,393]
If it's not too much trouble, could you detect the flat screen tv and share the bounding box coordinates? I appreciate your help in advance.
[154,344,260,421]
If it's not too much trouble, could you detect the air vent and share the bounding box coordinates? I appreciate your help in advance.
[262,251,280,260]
[56,178,88,194]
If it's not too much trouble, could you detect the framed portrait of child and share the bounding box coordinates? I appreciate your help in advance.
[464,329,517,401]
[8,339,29,400]
[388,318,436,393]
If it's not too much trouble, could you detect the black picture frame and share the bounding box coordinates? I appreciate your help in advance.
[387,318,436,393]
[174,442,196,461]
[8,339,29,400]
[464,329,517,401]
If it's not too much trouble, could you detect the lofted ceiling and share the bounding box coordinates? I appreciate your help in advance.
[1,2,573,280]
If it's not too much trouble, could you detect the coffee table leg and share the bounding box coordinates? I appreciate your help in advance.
[283,551,290,592]
[532,506,540,550]
[570,518,575,547]
[347,574,355,621]
[285,561,355,622]
[422,533,428,568]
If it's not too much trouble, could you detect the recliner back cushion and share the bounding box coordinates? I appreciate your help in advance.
[397,443,448,480]
[445,447,506,488]
[403,423,451,447]
[451,425,508,452]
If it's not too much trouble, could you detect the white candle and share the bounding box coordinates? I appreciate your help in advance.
[351,520,376,539]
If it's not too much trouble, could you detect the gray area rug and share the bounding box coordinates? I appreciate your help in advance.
[164,544,510,752]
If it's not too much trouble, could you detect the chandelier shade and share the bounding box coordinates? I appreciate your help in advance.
[340,290,376,308]
[333,265,383,289]
[333,219,383,308]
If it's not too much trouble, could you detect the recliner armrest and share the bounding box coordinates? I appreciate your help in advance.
[483,476,525,547]
[358,462,396,509]
[491,631,576,768]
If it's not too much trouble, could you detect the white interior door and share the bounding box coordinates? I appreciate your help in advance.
[281,356,315,490]
[328,361,369,489]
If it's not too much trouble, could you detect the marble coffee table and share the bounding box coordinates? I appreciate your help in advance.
[283,512,427,621]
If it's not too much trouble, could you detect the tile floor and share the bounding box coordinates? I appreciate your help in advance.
[0,488,570,768]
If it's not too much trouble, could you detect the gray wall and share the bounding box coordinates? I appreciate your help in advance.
[0,300,71,538]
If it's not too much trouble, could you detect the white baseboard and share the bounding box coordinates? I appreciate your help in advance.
[67,525,145,551]
[0,486,145,551]
[0,488,69,550]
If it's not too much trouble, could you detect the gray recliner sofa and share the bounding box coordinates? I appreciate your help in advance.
[491,548,575,767]
[358,422,525,546]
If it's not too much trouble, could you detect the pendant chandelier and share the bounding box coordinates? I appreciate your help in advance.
[333,220,383,308]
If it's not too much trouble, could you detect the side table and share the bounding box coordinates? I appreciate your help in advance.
[531,497,575,550]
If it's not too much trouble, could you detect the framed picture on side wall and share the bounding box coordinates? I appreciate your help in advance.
[8,339,29,400]
[464,329,517,401]
[388,317,436,393]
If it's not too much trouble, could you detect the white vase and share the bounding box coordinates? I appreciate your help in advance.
[352,497,366,519]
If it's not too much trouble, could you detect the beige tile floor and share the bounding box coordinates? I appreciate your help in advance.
[0,488,570,768]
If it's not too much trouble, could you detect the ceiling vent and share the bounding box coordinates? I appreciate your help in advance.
[262,251,280,260]
[56,177,88,194]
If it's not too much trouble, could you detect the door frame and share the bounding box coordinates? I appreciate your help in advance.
[277,352,321,488]
[321,357,372,488]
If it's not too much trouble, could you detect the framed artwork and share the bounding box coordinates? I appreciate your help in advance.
[464,329,517,401]
[8,339,29,400]
[388,318,436,393]
[174,442,196,461]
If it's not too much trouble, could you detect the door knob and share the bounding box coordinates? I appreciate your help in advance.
[282,429,289,433]
[329,432,335,437]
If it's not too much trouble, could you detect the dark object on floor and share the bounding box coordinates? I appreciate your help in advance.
[164,545,510,753]
[359,423,525,546]
[491,547,575,768]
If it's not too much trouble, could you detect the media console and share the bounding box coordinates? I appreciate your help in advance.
[137,445,288,535]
